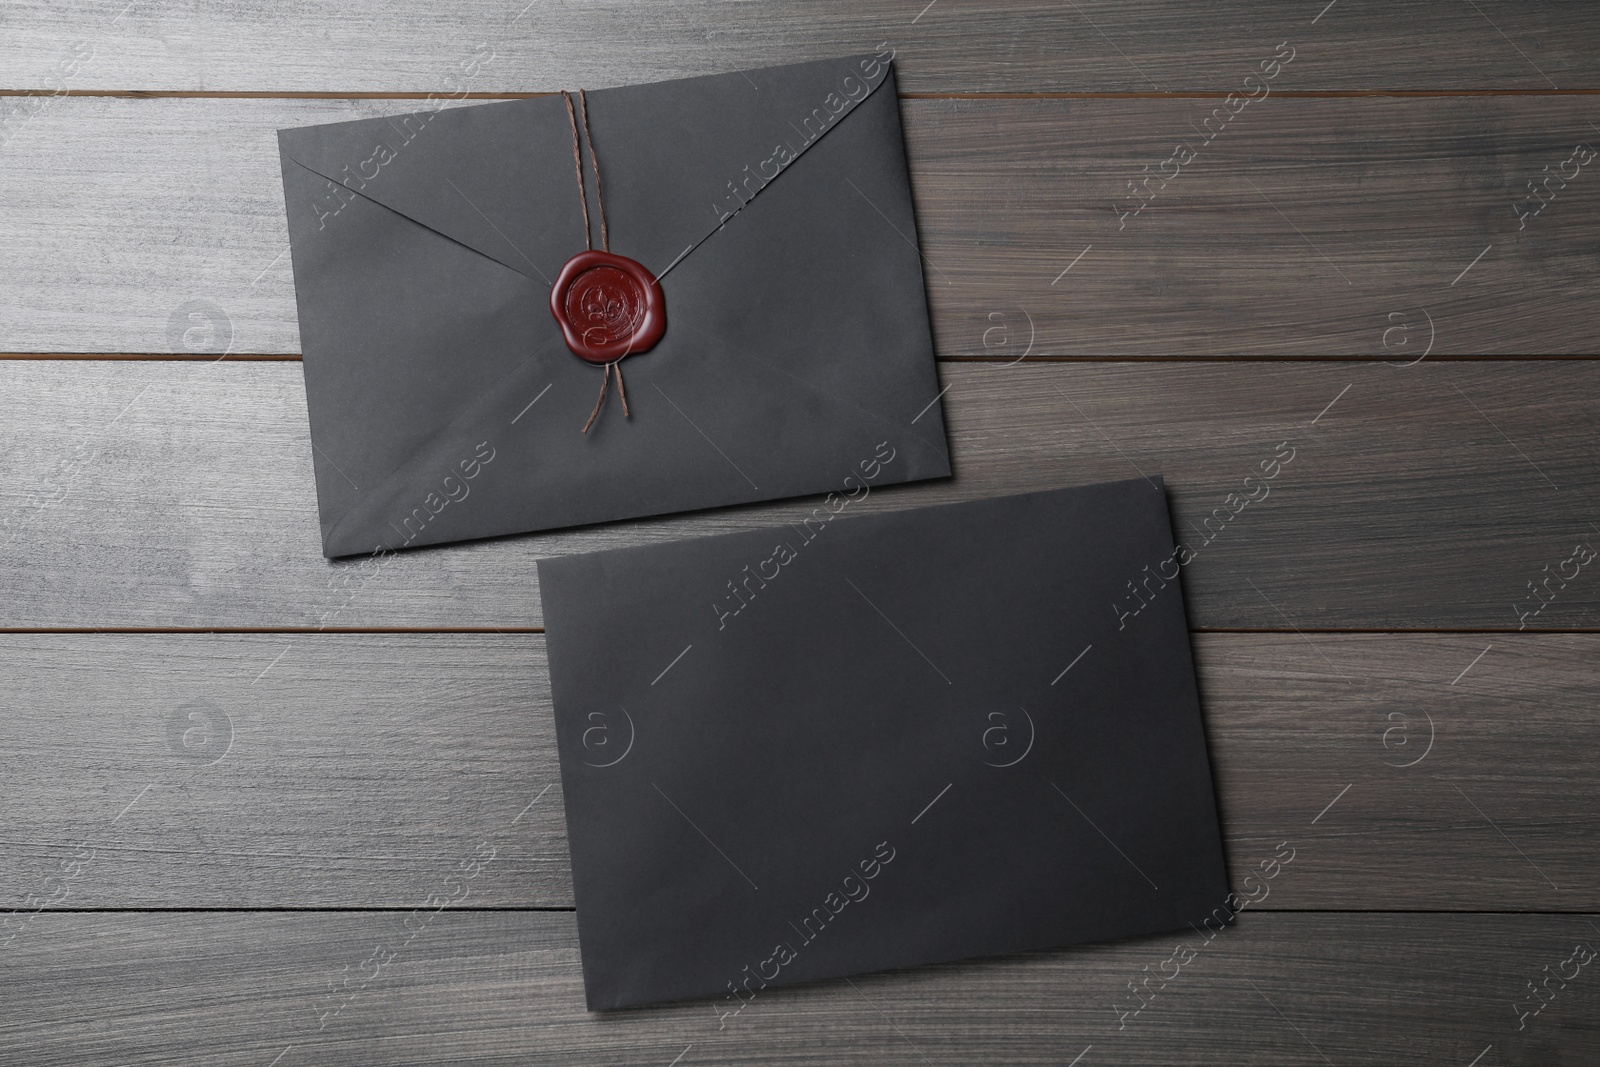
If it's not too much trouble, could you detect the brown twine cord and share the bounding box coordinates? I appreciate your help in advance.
[580,362,630,435]
[564,89,628,434]
[578,89,608,252]
[581,362,609,434]
[612,359,630,414]
[561,92,591,250]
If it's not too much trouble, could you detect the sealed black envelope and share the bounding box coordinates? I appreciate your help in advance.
[540,478,1230,1011]
[276,51,950,558]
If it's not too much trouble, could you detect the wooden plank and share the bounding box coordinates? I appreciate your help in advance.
[5,910,1597,1064]
[3,633,1595,910]
[2,97,1599,355]
[2,359,1596,630]
[913,95,1600,357]
[2,0,1599,94]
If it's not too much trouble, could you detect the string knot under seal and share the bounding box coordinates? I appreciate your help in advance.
[551,89,666,433]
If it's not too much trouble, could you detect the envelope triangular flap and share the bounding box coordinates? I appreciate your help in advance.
[278,97,587,281]
[582,51,896,274]
[276,53,891,284]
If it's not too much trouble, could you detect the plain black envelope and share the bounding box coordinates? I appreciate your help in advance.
[276,54,950,558]
[539,478,1231,1011]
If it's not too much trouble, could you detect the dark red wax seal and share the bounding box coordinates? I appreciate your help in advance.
[549,250,665,364]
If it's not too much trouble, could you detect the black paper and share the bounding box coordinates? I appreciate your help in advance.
[276,54,950,557]
[540,478,1231,1011]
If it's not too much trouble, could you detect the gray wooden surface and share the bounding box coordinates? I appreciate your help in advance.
[6,913,1599,1066]
[2,0,1598,93]
[2,1,1598,1064]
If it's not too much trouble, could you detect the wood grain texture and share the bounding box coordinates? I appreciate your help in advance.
[2,96,1599,355]
[914,94,1600,357]
[1,0,1598,94]
[3,633,1595,910]
[5,910,1597,1065]
[3,359,1596,630]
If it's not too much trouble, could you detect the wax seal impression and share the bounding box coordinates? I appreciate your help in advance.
[550,250,665,364]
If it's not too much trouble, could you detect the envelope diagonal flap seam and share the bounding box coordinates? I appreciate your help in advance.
[276,51,898,288]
